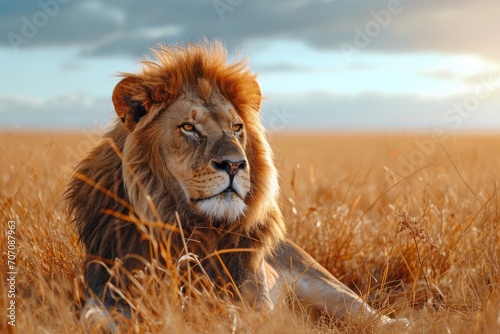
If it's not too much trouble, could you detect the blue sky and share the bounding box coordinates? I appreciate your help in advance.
[1,0,499,132]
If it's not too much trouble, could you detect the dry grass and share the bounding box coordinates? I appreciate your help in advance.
[1,131,500,333]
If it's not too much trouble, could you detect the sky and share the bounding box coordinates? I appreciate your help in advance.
[1,0,500,132]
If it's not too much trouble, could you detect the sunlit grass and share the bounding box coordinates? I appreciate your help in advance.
[1,131,499,333]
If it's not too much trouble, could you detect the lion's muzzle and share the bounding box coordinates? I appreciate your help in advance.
[189,155,250,221]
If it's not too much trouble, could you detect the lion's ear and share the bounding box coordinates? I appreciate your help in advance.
[249,79,262,112]
[112,77,148,131]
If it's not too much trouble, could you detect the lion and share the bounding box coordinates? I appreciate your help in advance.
[66,41,399,328]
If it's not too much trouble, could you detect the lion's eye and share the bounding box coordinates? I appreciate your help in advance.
[181,123,194,132]
[232,124,243,133]
[180,123,200,138]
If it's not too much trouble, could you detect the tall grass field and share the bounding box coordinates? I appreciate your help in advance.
[1,131,499,333]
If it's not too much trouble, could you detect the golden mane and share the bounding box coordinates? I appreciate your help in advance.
[65,41,286,302]
[113,42,262,129]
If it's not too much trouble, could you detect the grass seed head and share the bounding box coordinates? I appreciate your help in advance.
[397,212,438,252]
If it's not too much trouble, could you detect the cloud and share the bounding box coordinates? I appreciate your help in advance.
[253,63,338,73]
[2,0,499,60]
[0,93,114,129]
[4,89,498,131]
[261,91,500,132]
[417,70,458,81]
[59,60,89,71]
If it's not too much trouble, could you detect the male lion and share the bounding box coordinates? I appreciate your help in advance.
[66,41,398,328]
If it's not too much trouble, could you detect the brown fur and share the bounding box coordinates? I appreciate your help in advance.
[65,41,286,307]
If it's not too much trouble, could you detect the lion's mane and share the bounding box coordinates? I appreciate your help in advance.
[65,41,286,298]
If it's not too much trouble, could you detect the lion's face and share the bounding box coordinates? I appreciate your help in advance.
[111,42,283,228]
[140,88,251,222]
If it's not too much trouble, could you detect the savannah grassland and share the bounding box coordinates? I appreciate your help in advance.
[1,131,500,333]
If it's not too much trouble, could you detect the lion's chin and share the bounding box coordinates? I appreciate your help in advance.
[195,195,247,222]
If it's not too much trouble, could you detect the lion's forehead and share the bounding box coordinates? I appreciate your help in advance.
[191,105,234,125]
[173,90,238,126]
[193,104,237,127]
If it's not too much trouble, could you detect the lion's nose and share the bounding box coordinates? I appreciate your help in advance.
[212,159,247,176]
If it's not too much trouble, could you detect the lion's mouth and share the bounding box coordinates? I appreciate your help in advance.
[222,186,236,193]
[191,186,239,202]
